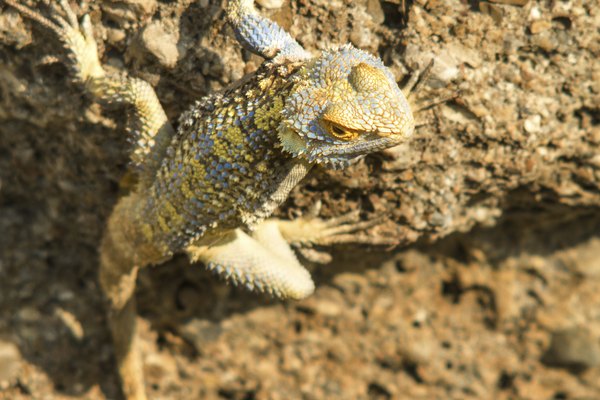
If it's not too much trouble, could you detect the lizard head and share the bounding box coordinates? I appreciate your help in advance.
[279,44,414,169]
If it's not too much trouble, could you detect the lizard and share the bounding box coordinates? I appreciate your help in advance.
[4,0,417,398]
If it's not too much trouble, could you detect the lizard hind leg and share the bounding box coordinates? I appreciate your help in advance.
[187,228,315,300]
[99,245,145,400]
[403,59,434,101]
[4,3,172,397]
[98,194,164,400]
[402,59,459,126]
[4,0,105,81]
[5,0,175,185]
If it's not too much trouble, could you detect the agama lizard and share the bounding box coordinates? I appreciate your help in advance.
[4,1,416,398]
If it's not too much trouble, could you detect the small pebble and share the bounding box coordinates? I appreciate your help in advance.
[530,20,552,34]
[178,319,223,353]
[524,114,542,134]
[256,0,284,9]
[144,351,178,387]
[140,22,180,68]
[313,300,343,317]
[542,327,600,371]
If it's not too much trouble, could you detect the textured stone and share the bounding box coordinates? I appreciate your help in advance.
[0,341,21,388]
[140,22,180,68]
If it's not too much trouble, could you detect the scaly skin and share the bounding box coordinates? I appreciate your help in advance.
[4,1,416,398]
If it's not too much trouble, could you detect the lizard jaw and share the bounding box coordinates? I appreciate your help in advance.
[278,126,408,169]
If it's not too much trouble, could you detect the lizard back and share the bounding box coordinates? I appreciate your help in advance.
[136,60,309,254]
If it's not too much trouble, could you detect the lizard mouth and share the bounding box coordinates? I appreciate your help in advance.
[314,134,401,157]
[279,125,411,169]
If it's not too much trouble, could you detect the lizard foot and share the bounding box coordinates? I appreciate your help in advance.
[277,200,394,247]
[5,0,105,82]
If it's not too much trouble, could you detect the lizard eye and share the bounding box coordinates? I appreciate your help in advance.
[322,120,360,141]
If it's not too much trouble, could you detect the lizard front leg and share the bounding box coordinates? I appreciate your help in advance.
[186,207,391,300]
[100,193,167,400]
[186,227,315,300]
[227,0,311,61]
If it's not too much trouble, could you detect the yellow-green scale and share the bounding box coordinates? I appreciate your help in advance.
[136,61,306,252]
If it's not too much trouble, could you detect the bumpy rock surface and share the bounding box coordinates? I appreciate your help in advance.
[0,0,599,399]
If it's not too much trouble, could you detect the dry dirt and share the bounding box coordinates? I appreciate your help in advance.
[1,0,600,399]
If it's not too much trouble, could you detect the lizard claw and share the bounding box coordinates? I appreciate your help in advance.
[4,0,104,82]
[278,207,393,247]
[58,0,79,28]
